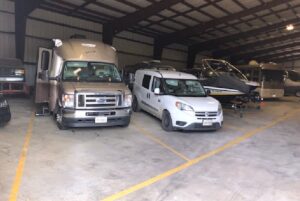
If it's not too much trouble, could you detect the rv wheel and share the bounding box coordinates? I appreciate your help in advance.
[296,91,300,97]
[54,105,67,130]
[162,110,174,132]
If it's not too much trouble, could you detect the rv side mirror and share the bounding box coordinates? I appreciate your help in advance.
[154,88,160,95]
[206,89,211,95]
[38,71,48,80]
[49,76,61,81]
[41,51,50,71]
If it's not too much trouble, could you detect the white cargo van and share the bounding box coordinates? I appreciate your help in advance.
[133,69,223,131]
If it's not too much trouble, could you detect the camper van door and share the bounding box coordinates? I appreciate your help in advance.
[35,47,52,103]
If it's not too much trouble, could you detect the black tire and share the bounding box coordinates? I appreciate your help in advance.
[132,96,140,112]
[161,110,174,131]
[296,91,300,97]
[54,104,67,130]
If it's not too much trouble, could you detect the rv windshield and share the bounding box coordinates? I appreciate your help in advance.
[206,60,247,80]
[163,79,206,97]
[62,61,122,82]
[263,70,284,82]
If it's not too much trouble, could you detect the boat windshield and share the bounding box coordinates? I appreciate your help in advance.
[205,60,248,80]
[163,79,206,97]
[62,61,122,82]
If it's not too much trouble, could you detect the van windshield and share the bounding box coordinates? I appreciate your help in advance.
[163,79,206,97]
[62,61,122,82]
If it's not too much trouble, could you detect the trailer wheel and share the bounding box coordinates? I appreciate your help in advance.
[296,91,300,97]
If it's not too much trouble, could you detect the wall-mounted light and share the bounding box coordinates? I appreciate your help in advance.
[286,24,294,31]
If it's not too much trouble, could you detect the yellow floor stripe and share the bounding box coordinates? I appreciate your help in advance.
[223,124,245,131]
[133,123,190,161]
[102,110,298,201]
[8,112,35,201]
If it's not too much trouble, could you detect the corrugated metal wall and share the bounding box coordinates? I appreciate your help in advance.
[0,0,189,86]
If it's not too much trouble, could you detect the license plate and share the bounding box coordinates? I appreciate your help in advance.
[95,116,107,123]
[203,120,213,126]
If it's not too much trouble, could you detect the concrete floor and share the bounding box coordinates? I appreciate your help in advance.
[0,97,300,201]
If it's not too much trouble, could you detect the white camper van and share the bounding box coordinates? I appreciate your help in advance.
[133,69,223,131]
[35,39,132,129]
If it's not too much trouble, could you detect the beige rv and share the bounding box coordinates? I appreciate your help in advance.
[35,39,132,129]
[237,63,285,99]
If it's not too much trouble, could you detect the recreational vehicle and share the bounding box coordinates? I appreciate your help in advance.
[35,39,132,129]
[237,63,285,99]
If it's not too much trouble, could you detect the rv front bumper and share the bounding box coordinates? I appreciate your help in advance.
[61,107,131,128]
[0,107,11,123]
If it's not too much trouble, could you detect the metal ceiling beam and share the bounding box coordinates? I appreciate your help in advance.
[190,17,300,53]
[213,31,300,58]
[15,0,42,60]
[254,49,300,62]
[155,0,288,47]
[274,54,300,63]
[102,0,182,45]
[68,0,96,14]
[231,41,300,62]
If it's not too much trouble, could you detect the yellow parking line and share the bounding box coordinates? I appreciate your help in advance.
[133,123,190,162]
[8,112,35,201]
[223,124,245,131]
[102,110,298,201]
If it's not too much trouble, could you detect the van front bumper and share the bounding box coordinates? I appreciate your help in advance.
[178,122,222,131]
[61,107,131,128]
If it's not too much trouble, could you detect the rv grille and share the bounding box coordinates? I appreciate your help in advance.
[76,93,122,109]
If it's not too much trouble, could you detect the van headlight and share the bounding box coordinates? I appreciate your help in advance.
[62,94,74,108]
[217,103,222,115]
[124,94,132,107]
[175,101,194,111]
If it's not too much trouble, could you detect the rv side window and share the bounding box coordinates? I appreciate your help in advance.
[142,74,151,89]
[41,51,50,71]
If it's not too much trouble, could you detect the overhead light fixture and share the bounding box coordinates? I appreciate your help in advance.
[286,24,294,31]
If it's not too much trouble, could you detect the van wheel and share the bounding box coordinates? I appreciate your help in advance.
[54,105,67,130]
[162,110,174,131]
[132,96,140,112]
[296,91,300,97]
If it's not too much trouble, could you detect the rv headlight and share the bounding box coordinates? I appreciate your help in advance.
[124,94,132,107]
[217,103,222,115]
[175,101,194,112]
[0,99,8,108]
[14,69,25,75]
[62,94,74,108]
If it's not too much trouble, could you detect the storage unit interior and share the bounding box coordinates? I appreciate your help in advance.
[1,0,300,201]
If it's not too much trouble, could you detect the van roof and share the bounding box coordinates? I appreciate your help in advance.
[138,69,197,79]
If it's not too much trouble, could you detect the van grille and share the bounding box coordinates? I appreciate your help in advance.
[76,93,122,109]
[195,111,218,118]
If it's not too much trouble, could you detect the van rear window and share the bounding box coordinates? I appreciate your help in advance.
[142,75,151,89]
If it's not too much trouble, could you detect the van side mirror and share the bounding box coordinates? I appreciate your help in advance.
[206,89,211,95]
[154,88,160,95]
[41,51,50,71]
